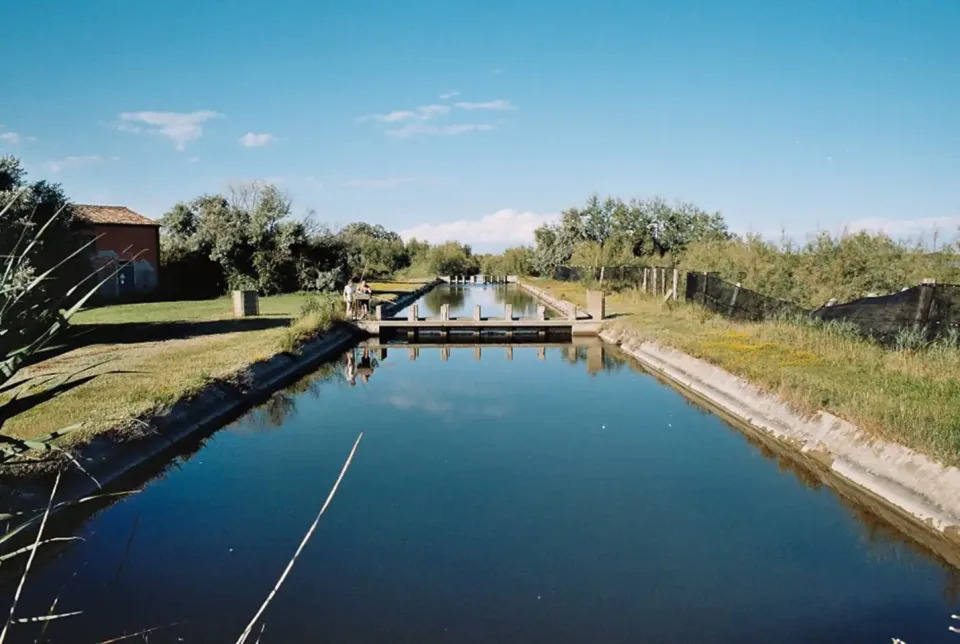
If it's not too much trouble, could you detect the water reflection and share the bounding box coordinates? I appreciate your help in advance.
[401,284,553,319]
[8,338,960,643]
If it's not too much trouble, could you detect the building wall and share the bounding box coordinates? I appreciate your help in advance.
[88,224,160,299]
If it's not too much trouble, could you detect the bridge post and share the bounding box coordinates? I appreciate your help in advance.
[441,347,450,361]
[504,303,513,321]
[408,304,419,322]
[537,346,546,360]
[567,301,577,321]
[586,290,605,320]
[440,303,449,321]
[506,346,513,361]
[536,305,546,321]
[408,347,418,361]
[375,305,384,320]
[474,346,482,361]
[474,305,482,321]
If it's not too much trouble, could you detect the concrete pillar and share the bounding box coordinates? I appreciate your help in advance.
[504,303,513,321]
[586,290,605,320]
[536,305,546,321]
[474,305,482,321]
[375,305,384,320]
[440,303,449,321]
[441,347,450,361]
[408,347,418,361]
[507,275,518,283]
[473,346,482,361]
[232,290,259,317]
[408,304,419,322]
[506,346,513,361]
[537,346,546,360]
[567,302,577,321]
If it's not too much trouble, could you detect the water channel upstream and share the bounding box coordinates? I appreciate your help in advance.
[4,285,960,642]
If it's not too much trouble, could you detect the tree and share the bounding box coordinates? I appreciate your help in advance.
[0,156,85,317]
[427,241,477,276]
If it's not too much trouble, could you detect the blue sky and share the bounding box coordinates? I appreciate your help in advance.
[1,0,958,250]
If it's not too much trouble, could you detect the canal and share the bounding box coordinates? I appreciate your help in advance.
[4,285,960,642]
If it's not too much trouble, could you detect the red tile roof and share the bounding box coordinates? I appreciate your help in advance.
[74,204,160,227]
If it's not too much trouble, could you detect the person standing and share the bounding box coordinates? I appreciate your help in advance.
[343,278,357,318]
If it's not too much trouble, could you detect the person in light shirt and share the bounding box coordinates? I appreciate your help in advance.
[343,277,357,318]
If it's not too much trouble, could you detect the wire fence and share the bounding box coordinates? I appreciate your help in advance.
[554,265,960,341]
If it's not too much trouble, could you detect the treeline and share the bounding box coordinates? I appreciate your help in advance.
[160,182,488,298]
[528,194,960,308]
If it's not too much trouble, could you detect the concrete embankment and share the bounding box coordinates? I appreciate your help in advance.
[4,280,443,513]
[517,281,583,318]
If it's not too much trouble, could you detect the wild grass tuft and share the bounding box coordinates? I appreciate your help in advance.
[279,295,344,353]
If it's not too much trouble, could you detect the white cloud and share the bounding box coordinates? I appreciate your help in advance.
[454,99,516,111]
[118,110,223,150]
[386,123,495,138]
[43,155,104,173]
[839,214,960,238]
[357,104,451,123]
[399,208,558,246]
[439,90,460,100]
[239,132,277,147]
[342,177,439,189]
[0,131,21,145]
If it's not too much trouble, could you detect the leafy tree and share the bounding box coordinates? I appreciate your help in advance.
[0,156,85,319]
[427,241,478,276]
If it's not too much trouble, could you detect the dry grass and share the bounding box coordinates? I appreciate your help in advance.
[533,279,960,467]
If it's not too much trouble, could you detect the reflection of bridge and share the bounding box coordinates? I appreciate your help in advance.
[355,302,602,337]
[359,337,609,373]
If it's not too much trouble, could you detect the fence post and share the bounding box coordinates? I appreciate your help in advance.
[652,268,658,295]
[642,268,648,294]
[914,278,937,332]
[728,282,742,316]
[672,269,678,300]
[661,268,666,295]
[700,271,708,304]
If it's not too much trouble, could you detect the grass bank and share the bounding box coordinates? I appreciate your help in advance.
[532,279,960,467]
[2,282,424,448]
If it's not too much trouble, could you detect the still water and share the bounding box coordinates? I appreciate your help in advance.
[5,286,960,642]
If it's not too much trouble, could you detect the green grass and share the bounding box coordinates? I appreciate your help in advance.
[532,278,960,467]
[72,293,313,325]
[5,282,426,447]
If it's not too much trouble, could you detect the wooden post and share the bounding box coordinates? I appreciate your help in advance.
[661,268,666,295]
[672,269,679,300]
[642,268,648,294]
[408,304,419,322]
[700,271,708,304]
[474,305,482,321]
[504,303,513,321]
[728,282,742,316]
[914,278,937,332]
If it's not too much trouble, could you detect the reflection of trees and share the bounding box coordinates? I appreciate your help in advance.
[492,286,541,316]
[242,361,341,432]
[422,286,466,315]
